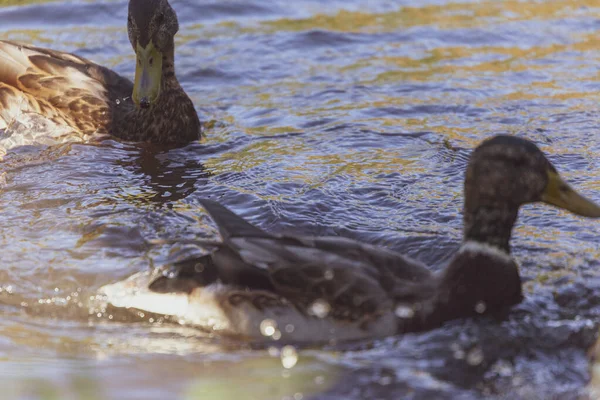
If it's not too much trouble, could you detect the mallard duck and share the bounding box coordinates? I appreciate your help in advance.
[0,0,200,146]
[100,135,600,343]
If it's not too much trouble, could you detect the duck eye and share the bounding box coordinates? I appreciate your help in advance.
[149,57,154,66]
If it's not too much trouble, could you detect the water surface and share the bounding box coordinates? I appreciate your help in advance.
[1,0,600,399]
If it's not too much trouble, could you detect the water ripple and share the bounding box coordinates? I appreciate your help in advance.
[1,0,600,398]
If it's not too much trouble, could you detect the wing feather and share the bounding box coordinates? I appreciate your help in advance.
[192,200,436,318]
[0,40,132,137]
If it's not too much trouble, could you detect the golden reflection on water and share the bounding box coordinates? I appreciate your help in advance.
[0,327,342,400]
[185,355,340,400]
[264,1,600,32]
[1,0,600,398]
[197,0,600,183]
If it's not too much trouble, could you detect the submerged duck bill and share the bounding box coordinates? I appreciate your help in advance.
[541,170,600,217]
[133,42,163,108]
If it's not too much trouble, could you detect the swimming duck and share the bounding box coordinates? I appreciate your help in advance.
[100,135,600,343]
[0,0,200,146]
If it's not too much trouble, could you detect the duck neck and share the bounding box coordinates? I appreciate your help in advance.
[462,205,518,253]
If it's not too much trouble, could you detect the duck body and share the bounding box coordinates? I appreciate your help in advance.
[102,201,521,343]
[105,201,440,342]
[0,0,201,147]
[100,136,600,343]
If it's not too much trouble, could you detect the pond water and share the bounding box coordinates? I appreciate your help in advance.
[1,0,600,399]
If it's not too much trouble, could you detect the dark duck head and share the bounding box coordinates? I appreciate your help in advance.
[431,135,600,325]
[463,134,600,252]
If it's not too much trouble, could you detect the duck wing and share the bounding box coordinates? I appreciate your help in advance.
[195,199,436,317]
[0,40,132,134]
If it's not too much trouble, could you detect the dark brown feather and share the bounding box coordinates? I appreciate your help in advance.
[155,200,438,325]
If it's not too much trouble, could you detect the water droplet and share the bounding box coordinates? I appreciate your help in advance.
[451,342,465,359]
[260,319,278,337]
[115,99,121,105]
[281,345,298,369]
[293,393,304,400]
[491,359,513,377]
[474,301,486,314]
[466,346,484,366]
[272,330,282,341]
[285,324,295,333]
[268,347,279,357]
[395,305,415,318]
[314,376,325,385]
[324,269,334,280]
[454,348,465,359]
[309,299,331,318]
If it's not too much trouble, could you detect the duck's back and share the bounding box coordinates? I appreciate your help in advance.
[0,40,133,145]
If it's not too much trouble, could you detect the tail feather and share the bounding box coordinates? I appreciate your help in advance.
[199,199,270,240]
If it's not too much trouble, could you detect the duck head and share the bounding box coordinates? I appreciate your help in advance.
[463,135,600,252]
[127,0,179,109]
[428,135,600,322]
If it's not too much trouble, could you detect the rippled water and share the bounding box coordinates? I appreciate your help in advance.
[1,0,600,399]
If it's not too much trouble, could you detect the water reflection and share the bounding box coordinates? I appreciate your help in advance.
[1,0,600,398]
[115,144,211,206]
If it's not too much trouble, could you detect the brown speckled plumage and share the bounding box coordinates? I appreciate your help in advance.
[0,0,200,146]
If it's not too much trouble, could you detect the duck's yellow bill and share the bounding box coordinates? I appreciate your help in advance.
[542,170,600,218]
[133,42,163,108]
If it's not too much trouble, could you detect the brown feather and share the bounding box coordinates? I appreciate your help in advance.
[0,38,200,146]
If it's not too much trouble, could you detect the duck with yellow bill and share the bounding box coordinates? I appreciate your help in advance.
[100,135,600,343]
[0,0,200,147]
